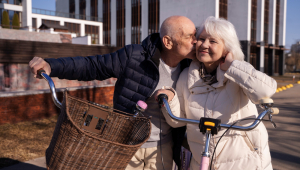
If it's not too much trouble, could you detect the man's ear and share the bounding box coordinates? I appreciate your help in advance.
[162,35,173,50]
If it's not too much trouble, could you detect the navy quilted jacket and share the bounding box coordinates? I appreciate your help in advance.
[45,33,191,114]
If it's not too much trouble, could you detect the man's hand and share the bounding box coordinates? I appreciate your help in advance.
[220,52,234,71]
[154,89,175,102]
[29,57,51,79]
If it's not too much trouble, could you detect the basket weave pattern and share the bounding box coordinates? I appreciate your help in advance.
[46,92,151,170]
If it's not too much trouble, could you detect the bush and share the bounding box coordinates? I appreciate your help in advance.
[12,13,20,29]
[1,11,10,29]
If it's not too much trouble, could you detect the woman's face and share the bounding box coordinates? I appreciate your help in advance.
[196,30,226,66]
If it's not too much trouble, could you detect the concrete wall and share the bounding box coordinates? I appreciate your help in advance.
[0,29,62,43]
[228,0,251,41]
[160,0,218,28]
[72,35,91,45]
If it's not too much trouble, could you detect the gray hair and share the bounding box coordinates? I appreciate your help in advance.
[196,16,244,61]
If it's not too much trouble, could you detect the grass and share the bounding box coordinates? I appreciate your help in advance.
[0,115,58,169]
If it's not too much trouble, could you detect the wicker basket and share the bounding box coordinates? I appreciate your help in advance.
[46,91,151,170]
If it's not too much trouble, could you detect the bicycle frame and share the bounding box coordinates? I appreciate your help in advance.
[157,94,278,170]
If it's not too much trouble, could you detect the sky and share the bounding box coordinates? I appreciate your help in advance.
[32,0,300,52]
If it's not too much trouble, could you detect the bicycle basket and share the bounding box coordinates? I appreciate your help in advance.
[46,91,151,170]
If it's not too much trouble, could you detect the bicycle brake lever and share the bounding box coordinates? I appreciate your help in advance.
[268,114,277,128]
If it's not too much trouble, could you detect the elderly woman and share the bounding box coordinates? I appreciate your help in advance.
[158,16,276,170]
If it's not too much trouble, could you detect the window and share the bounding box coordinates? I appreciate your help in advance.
[148,0,159,35]
[219,0,227,19]
[264,53,268,73]
[250,46,257,69]
[65,22,80,37]
[116,0,125,47]
[131,0,141,44]
[91,0,98,21]
[42,19,59,25]
[85,25,99,44]
[264,0,269,45]
[103,0,111,45]
[69,0,75,18]
[80,0,86,20]
[250,0,257,44]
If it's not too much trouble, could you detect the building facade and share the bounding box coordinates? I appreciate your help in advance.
[0,0,287,75]
[0,0,103,44]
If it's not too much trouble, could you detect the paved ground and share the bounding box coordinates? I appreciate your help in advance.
[265,84,300,170]
[1,83,300,170]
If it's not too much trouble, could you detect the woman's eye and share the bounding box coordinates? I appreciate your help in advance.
[198,38,205,41]
[210,40,217,43]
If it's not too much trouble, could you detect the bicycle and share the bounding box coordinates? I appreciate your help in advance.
[157,93,279,170]
[38,69,151,170]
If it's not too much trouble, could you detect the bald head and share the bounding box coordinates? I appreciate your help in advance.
[160,16,194,41]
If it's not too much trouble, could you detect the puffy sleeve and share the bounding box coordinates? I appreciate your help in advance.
[224,60,277,104]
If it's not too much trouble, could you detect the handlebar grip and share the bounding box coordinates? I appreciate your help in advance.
[37,69,46,76]
[157,93,168,104]
[259,98,274,104]
[271,107,279,115]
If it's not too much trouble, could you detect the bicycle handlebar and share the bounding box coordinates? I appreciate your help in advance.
[158,93,277,131]
[38,69,62,109]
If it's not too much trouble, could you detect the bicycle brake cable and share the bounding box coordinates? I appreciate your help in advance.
[209,118,272,170]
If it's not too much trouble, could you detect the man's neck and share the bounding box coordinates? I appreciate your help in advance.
[160,51,182,68]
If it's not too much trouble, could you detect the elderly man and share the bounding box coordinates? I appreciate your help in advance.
[29,16,196,170]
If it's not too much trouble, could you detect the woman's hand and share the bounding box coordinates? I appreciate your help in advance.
[220,52,234,71]
[154,89,175,102]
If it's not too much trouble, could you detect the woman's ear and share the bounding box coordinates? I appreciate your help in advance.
[222,50,229,58]
[162,35,173,50]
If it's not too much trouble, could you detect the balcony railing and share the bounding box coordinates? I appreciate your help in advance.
[32,8,102,22]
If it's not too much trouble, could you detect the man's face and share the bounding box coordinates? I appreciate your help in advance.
[172,22,197,60]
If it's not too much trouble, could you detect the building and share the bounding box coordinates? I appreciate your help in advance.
[0,0,103,45]
[0,0,287,75]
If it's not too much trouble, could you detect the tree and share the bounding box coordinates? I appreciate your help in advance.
[12,13,20,29]
[1,10,10,29]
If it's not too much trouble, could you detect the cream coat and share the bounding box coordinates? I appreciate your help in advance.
[163,60,277,170]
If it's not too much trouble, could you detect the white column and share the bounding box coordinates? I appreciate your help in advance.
[111,0,117,46]
[60,20,64,26]
[125,0,131,45]
[268,0,276,45]
[36,17,42,32]
[99,23,103,44]
[256,0,265,42]
[141,0,148,40]
[22,0,32,31]
[215,0,219,18]
[75,0,80,19]
[257,0,265,72]
[80,23,85,36]
[86,0,91,20]
[279,0,286,46]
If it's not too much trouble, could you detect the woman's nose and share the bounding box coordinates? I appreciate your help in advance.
[201,40,209,48]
